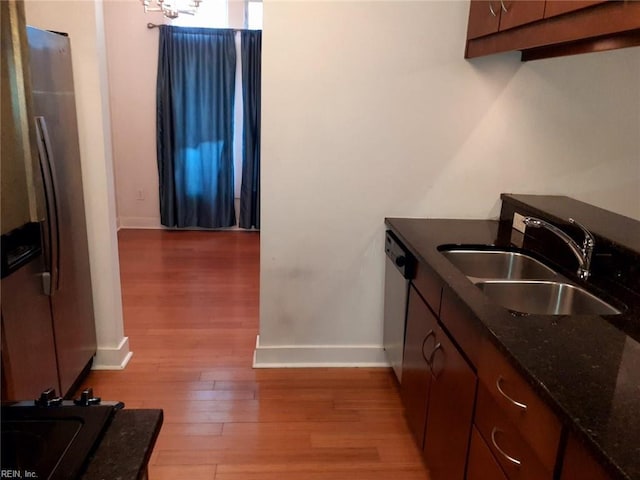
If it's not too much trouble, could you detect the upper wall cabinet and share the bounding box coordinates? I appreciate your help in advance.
[543,1,605,18]
[467,1,546,39]
[465,0,640,61]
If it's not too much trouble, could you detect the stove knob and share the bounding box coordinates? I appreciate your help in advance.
[35,388,63,407]
[74,387,102,406]
[395,256,406,268]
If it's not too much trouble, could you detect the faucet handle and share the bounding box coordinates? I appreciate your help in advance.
[568,218,595,248]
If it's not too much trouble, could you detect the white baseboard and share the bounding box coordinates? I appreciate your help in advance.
[117,216,259,232]
[118,216,163,229]
[252,335,390,368]
[92,337,133,370]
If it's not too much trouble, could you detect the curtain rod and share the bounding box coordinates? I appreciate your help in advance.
[146,22,258,32]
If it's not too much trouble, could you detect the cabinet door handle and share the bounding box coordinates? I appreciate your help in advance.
[427,342,442,365]
[421,330,436,364]
[496,376,528,411]
[427,342,443,378]
[500,0,509,13]
[491,427,522,466]
[488,1,497,16]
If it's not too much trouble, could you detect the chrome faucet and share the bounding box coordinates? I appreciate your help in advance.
[522,216,595,280]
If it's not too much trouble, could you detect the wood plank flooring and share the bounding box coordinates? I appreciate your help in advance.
[78,230,429,479]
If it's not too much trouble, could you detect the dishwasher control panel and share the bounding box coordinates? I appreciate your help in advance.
[385,231,416,279]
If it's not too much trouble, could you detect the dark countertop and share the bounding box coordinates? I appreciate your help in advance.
[385,217,640,480]
[82,409,163,480]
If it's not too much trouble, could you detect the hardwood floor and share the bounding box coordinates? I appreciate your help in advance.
[78,230,428,479]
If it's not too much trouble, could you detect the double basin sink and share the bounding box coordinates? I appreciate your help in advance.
[439,248,621,316]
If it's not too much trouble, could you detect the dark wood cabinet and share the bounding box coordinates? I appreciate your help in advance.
[412,261,442,316]
[466,0,545,39]
[400,285,438,448]
[560,433,613,480]
[498,1,546,31]
[401,281,477,480]
[475,384,554,480]
[467,426,508,480]
[398,272,620,480]
[422,322,477,480]
[544,0,605,18]
[471,336,565,480]
[440,286,481,367]
[388,223,622,480]
[477,336,562,473]
[465,0,640,60]
[467,1,501,39]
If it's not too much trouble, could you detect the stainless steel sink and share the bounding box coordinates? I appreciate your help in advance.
[439,246,622,315]
[475,280,621,315]
[440,249,558,280]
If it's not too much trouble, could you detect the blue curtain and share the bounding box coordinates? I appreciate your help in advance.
[239,30,261,229]
[156,26,236,228]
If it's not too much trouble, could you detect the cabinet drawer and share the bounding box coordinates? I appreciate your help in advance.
[467,426,508,480]
[440,286,480,367]
[412,262,442,316]
[478,337,562,472]
[475,384,553,480]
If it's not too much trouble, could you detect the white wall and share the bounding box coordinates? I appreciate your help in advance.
[25,0,131,369]
[103,0,164,229]
[254,1,640,366]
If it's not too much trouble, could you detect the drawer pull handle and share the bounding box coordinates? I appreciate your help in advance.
[421,330,436,364]
[489,2,497,16]
[491,427,522,466]
[496,376,528,411]
[500,0,509,13]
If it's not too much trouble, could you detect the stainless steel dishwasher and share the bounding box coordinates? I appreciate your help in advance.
[383,231,416,382]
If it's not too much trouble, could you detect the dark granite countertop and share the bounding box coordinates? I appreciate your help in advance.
[385,216,640,480]
[82,409,163,480]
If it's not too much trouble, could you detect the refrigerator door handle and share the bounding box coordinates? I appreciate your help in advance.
[35,116,61,295]
[41,271,52,295]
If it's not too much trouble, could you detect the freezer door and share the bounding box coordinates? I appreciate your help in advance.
[27,27,97,396]
[1,253,60,400]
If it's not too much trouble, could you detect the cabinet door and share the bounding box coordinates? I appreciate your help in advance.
[498,1,546,31]
[467,426,508,480]
[467,0,545,39]
[467,1,501,39]
[560,433,612,480]
[544,1,605,18]
[400,285,438,448]
[422,324,477,480]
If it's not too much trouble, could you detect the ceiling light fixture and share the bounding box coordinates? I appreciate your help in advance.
[141,0,203,19]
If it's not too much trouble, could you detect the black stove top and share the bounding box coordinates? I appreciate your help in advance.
[1,389,123,480]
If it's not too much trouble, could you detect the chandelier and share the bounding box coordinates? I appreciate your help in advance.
[141,0,203,19]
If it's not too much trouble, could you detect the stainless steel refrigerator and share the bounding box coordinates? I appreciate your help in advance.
[1,22,97,399]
